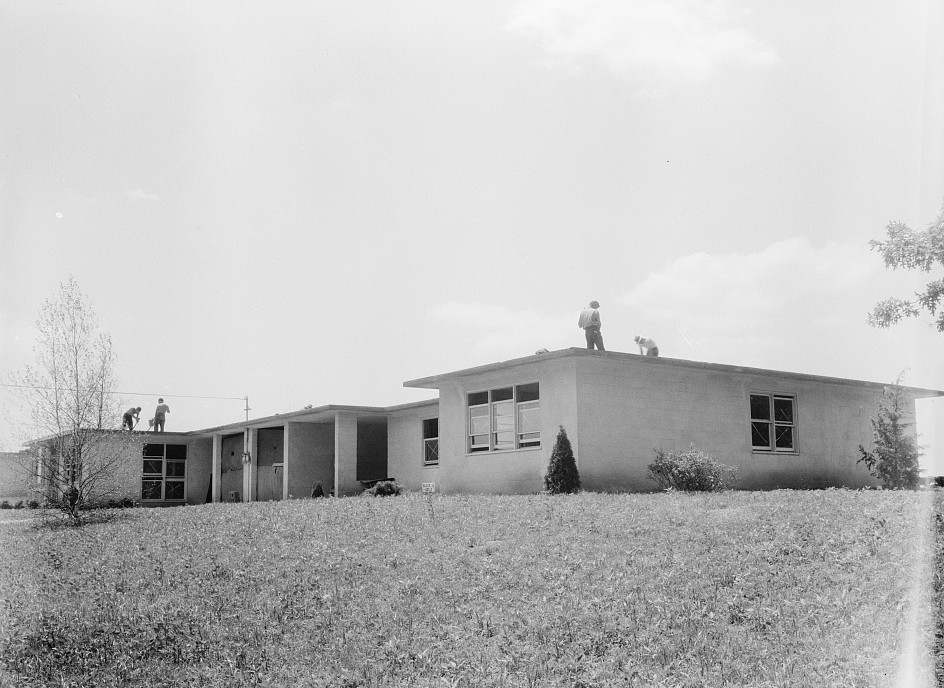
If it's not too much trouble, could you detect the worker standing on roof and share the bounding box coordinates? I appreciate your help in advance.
[153,398,170,432]
[578,301,605,351]
[634,335,659,357]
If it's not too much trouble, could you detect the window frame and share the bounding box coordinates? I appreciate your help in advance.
[422,418,439,467]
[141,443,188,502]
[749,392,797,454]
[466,383,541,454]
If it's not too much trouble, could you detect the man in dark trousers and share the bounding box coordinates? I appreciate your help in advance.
[577,301,605,351]
[634,335,659,356]
[122,407,141,430]
[153,398,170,432]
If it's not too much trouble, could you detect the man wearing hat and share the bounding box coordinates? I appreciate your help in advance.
[577,301,605,351]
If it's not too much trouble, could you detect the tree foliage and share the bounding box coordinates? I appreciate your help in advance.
[868,202,944,331]
[857,377,922,490]
[10,278,141,519]
[544,426,581,494]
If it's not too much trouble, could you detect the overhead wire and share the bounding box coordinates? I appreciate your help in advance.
[0,382,245,402]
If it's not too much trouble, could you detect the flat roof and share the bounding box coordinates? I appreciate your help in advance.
[188,398,439,437]
[403,347,944,398]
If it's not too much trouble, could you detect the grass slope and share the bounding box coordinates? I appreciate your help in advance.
[0,490,939,688]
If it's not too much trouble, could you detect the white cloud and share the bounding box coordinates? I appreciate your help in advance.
[126,188,160,202]
[617,238,901,371]
[429,302,572,358]
[505,0,779,90]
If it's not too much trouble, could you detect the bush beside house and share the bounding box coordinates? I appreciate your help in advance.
[648,445,737,492]
[544,426,580,494]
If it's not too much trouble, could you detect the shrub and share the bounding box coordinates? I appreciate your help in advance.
[648,445,737,492]
[364,481,402,497]
[0,501,11,510]
[544,426,581,494]
[13,501,24,510]
[858,377,922,490]
[26,500,39,510]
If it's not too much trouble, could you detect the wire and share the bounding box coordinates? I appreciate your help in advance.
[0,382,245,401]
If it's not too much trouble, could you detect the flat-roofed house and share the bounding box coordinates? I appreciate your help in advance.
[24,349,944,505]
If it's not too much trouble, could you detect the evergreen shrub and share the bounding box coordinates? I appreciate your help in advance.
[544,426,581,494]
[858,378,922,490]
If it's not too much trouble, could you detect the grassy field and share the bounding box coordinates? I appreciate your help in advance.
[0,489,941,688]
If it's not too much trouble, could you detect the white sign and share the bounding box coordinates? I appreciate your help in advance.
[421,482,436,493]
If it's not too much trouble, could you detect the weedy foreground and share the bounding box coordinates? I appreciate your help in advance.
[1,489,940,687]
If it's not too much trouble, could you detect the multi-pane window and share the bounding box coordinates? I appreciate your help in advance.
[468,383,541,453]
[142,443,187,501]
[423,418,439,466]
[750,394,796,452]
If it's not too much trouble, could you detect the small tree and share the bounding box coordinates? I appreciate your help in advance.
[544,426,580,494]
[857,376,922,490]
[10,278,141,520]
[867,202,944,331]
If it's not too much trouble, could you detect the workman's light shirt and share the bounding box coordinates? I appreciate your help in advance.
[578,308,601,329]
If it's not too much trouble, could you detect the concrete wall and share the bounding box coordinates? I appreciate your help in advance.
[255,427,284,501]
[572,355,895,491]
[256,428,284,466]
[287,422,334,497]
[187,437,213,505]
[0,452,31,500]
[220,433,244,501]
[434,356,580,495]
[387,402,441,491]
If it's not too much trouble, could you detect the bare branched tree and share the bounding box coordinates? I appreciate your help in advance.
[10,278,142,520]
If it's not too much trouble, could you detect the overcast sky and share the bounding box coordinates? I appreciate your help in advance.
[2,1,943,471]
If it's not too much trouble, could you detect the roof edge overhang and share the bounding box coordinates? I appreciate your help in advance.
[190,398,440,437]
[403,347,944,398]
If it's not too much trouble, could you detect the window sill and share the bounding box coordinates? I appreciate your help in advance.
[466,446,542,456]
[751,450,799,456]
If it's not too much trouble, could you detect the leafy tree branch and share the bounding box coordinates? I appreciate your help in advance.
[868,202,944,331]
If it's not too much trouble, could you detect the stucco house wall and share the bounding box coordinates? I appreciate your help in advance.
[387,400,441,491]
[287,421,334,497]
[406,349,935,495]
[186,437,213,504]
[426,356,580,495]
[572,354,891,492]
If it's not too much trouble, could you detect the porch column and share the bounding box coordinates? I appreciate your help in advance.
[211,434,221,503]
[244,427,258,502]
[282,424,290,500]
[334,411,359,496]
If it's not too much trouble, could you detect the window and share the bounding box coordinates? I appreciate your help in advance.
[423,418,439,466]
[142,443,187,501]
[468,383,541,453]
[750,394,796,453]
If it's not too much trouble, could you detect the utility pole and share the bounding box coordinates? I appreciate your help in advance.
[244,396,250,422]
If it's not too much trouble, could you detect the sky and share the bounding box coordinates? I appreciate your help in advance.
[2,0,943,471]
